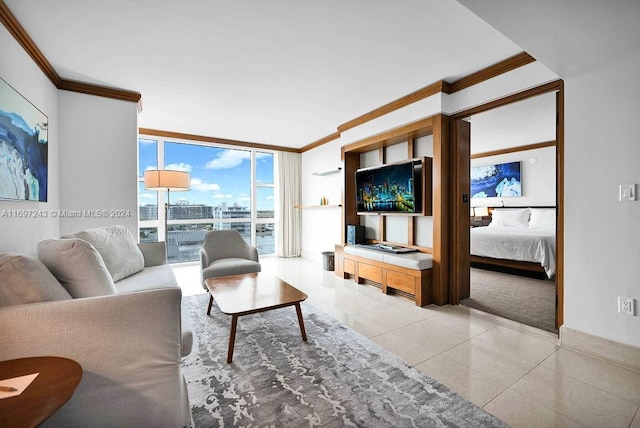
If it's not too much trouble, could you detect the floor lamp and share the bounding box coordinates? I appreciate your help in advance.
[144,170,191,252]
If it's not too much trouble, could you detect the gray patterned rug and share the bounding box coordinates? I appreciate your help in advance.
[181,293,507,427]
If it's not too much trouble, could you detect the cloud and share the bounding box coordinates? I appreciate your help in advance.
[165,162,192,172]
[237,196,251,202]
[190,178,221,192]
[213,193,233,199]
[266,195,274,200]
[205,150,251,169]
[140,193,157,199]
[144,165,158,171]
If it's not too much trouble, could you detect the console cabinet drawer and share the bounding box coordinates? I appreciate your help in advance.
[358,263,383,283]
[387,270,415,294]
[344,259,355,275]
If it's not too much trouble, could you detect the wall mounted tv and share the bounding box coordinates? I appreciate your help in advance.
[355,157,428,215]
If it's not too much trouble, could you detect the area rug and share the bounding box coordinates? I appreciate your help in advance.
[461,268,557,333]
[181,293,507,427]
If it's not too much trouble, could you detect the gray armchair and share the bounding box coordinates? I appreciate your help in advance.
[200,230,261,312]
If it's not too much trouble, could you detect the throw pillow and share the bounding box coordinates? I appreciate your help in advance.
[63,225,144,282]
[38,239,117,298]
[0,253,72,306]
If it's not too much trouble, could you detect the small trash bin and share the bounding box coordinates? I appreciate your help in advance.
[321,251,335,271]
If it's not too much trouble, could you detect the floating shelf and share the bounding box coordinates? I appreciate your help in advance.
[312,167,341,176]
[294,204,342,209]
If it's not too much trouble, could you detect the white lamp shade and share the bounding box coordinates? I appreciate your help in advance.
[144,170,191,191]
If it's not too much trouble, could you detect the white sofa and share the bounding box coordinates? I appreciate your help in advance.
[0,226,192,427]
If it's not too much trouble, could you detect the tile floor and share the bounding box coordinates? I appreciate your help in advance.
[173,256,640,428]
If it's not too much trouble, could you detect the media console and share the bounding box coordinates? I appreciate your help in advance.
[338,245,433,306]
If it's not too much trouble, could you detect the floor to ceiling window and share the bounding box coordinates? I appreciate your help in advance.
[138,135,275,263]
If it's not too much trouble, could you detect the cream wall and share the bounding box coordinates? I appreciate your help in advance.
[0,25,59,255]
[57,92,139,235]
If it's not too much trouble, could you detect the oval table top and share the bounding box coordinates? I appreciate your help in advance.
[0,356,82,427]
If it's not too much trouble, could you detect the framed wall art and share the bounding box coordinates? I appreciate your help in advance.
[471,160,521,198]
[0,78,48,202]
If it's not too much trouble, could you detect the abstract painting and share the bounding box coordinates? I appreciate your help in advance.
[0,78,48,201]
[471,161,521,198]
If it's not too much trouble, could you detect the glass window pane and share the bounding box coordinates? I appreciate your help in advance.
[139,181,158,220]
[256,222,274,255]
[166,222,251,263]
[257,187,274,218]
[139,138,157,177]
[139,227,158,243]
[256,152,274,185]
[164,142,251,219]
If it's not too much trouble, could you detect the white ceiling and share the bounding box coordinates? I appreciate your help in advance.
[5,0,525,149]
[458,0,640,79]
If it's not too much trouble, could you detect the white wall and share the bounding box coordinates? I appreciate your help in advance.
[0,25,59,255]
[471,146,556,208]
[564,56,640,347]
[299,138,343,261]
[58,92,139,236]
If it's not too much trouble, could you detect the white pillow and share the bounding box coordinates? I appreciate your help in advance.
[489,208,530,228]
[38,239,117,298]
[63,225,144,282]
[529,208,556,228]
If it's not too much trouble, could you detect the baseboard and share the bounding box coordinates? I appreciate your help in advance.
[301,250,322,263]
[560,326,640,373]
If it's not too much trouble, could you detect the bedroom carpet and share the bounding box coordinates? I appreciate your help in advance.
[461,268,557,333]
[181,293,507,427]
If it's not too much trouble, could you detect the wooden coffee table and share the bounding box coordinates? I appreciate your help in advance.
[204,272,308,363]
[0,356,82,427]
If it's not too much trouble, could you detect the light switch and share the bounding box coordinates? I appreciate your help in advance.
[619,184,636,201]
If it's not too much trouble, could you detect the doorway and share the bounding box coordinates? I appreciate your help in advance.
[450,81,564,332]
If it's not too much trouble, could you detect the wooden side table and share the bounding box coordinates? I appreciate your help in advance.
[0,356,82,427]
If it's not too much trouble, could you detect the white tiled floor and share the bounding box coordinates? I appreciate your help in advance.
[173,256,640,428]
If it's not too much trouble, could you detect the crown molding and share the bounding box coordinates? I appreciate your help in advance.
[1,0,140,103]
[300,132,341,153]
[471,140,556,159]
[337,81,449,134]
[139,128,299,153]
[448,52,535,93]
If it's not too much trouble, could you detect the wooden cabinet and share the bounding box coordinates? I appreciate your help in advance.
[341,252,432,307]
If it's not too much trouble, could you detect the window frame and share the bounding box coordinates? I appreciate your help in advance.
[137,134,276,262]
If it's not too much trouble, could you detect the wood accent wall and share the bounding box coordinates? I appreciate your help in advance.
[340,113,451,305]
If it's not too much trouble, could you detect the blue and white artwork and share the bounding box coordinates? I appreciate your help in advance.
[0,78,48,202]
[471,161,521,198]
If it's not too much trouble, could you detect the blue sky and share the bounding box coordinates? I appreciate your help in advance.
[139,139,274,211]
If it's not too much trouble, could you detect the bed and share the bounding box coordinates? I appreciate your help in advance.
[470,207,556,279]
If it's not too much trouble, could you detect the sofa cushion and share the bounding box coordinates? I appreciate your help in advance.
[115,264,178,294]
[38,239,117,298]
[202,258,262,280]
[0,253,72,306]
[64,225,144,282]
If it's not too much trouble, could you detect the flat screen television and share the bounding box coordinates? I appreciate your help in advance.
[355,158,424,214]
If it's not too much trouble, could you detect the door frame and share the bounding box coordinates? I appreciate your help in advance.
[449,80,565,329]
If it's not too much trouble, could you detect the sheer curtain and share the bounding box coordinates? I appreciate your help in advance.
[274,151,301,257]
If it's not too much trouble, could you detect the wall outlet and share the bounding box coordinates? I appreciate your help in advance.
[618,297,635,316]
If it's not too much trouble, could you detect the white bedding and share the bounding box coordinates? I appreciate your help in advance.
[470,226,556,278]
